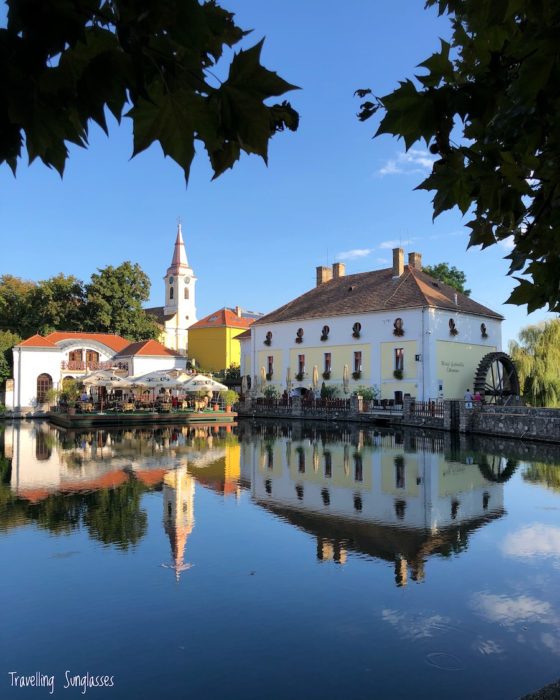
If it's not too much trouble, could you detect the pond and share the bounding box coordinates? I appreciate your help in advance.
[1,419,559,699]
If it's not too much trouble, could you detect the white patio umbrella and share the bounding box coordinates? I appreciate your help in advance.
[286,367,292,394]
[260,366,266,386]
[241,375,248,395]
[312,366,319,393]
[343,364,350,394]
[81,370,133,387]
[80,371,133,411]
[181,374,228,392]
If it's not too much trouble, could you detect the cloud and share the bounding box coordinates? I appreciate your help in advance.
[336,248,375,261]
[379,239,413,249]
[502,524,560,560]
[471,593,556,627]
[381,609,452,640]
[378,149,436,176]
[498,237,515,252]
[474,639,505,656]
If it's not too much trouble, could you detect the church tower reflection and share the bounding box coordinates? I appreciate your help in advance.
[162,465,195,581]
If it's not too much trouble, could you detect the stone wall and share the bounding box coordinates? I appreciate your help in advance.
[469,405,560,443]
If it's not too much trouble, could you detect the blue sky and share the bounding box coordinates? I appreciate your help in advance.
[0,1,555,346]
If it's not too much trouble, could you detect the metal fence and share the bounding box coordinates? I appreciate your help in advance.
[407,400,444,418]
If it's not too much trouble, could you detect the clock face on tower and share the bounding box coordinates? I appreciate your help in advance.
[184,276,191,284]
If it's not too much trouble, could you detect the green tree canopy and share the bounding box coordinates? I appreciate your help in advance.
[0,274,34,334]
[26,274,86,335]
[84,261,161,339]
[358,0,560,313]
[0,0,299,181]
[509,319,560,407]
[423,262,470,296]
[0,330,21,384]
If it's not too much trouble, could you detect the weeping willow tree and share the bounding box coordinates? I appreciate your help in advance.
[509,320,560,407]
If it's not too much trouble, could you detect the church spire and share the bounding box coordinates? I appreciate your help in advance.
[167,222,189,275]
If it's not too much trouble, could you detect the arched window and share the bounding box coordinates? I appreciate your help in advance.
[86,350,99,368]
[36,373,53,403]
[184,287,189,299]
[170,286,174,300]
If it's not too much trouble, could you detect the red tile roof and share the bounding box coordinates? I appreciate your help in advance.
[254,266,503,324]
[189,308,255,330]
[235,329,252,340]
[116,339,183,357]
[17,334,58,348]
[45,331,130,352]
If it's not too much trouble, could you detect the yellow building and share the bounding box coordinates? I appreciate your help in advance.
[187,307,258,372]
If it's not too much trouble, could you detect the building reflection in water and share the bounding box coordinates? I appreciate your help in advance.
[241,424,507,585]
[162,466,195,580]
[1,420,526,586]
[0,421,243,574]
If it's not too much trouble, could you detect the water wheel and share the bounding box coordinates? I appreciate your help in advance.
[473,352,520,403]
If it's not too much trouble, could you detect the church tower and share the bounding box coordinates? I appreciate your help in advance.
[163,223,197,354]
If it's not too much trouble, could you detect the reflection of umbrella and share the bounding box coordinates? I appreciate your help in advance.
[260,366,266,386]
[312,365,319,392]
[286,367,292,393]
[343,364,349,394]
[181,374,228,392]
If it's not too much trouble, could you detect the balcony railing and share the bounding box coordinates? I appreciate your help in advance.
[61,360,129,371]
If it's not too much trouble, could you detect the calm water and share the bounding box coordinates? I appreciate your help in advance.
[1,419,560,700]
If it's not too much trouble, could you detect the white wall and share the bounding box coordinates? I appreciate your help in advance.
[249,307,502,400]
[126,355,187,376]
[12,347,62,410]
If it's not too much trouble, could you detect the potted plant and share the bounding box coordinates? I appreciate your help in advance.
[265,371,273,381]
[322,370,331,380]
[352,370,362,380]
[44,387,60,410]
[263,385,279,400]
[60,380,81,414]
[393,369,403,380]
[221,389,239,412]
[295,371,304,382]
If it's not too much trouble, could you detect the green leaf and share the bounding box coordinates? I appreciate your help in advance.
[128,86,202,181]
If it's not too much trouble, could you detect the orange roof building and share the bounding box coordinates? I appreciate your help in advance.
[10,330,187,414]
[187,306,262,373]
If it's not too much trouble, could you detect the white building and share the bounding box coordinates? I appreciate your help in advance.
[145,223,197,354]
[10,332,185,414]
[240,249,503,401]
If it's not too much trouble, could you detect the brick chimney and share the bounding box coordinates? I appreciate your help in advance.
[408,252,422,271]
[235,305,242,317]
[316,266,333,286]
[392,248,404,278]
[332,262,346,279]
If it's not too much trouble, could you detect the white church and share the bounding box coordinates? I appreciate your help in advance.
[145,223,198,354]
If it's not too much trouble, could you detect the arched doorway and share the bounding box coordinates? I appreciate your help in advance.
[36,373,53,403]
